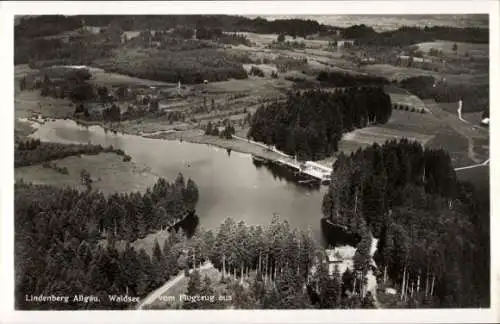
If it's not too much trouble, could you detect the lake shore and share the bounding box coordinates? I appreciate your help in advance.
[19,116,337,168]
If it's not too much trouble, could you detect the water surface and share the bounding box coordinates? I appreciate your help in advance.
[29,119,327,241]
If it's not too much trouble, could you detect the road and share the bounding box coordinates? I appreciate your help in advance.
[454,158,489,171]
[136,261,214,310]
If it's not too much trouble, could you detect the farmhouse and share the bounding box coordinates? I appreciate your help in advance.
[337,39,355,47]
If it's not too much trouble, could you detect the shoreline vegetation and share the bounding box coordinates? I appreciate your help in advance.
[15,137,132,167]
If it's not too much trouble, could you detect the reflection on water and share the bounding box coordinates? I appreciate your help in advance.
[169,211,200,238]
[253,158,321,191]
[29,119,327,243]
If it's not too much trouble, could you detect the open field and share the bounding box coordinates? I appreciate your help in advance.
[234,32,330,48]
[206,77,292,94]
[415,40,489,57]
[15,152,158,195]
[388,92,428,112]
[339,124,435,156]
[426,126,475,168]
[15,65,73,119]
[86,66,176,87]
[456,165,489,194]
[462,112,485,126]
[15,119,37,140]
[98,228,171,258]
[362,63,488,85]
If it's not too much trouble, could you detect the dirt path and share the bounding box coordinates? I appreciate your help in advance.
[137,261,214,310]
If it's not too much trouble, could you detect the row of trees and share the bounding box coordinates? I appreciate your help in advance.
[316,71,390,87]
[342,25,489,46]
[65,15,328,38]
[247,88,392,160]
[204,122,236,139]
[322,139,490,307]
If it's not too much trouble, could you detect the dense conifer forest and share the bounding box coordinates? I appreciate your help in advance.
[247,88,392,160]
[15,175,199,309]
[322,140,490,307]
[343,24,489,45]
[317,71,390,87]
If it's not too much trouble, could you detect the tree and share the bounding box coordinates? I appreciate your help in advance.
[277,34,285,42]
[362,291,376,308]
[152,239,167,285]
[80,169,92,191]
[183,178,199,211]
[97,86,109,104]
[183,270,202,309]
[20,76,27,91]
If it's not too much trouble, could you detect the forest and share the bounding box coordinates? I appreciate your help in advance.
[15,174,199,309]
[342,24,489,46]
[95,49,249,84]
[398,76,489,113]
[15,15,328,40]
[15,175,375,310]
[162,216,377,310]
[322,139,490,307]
[247,88,392,160]
[317,71,390,87]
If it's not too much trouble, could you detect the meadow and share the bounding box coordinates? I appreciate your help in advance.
[15,152,158,195]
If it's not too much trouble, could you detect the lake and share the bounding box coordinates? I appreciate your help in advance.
[28,119,328,242]
[24,119,488,245]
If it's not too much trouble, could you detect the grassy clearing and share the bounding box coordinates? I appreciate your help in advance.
[15,89,73,119]
[206,77,292,94]
[456,165,489,194]
[15,152,158,195]
[235,32,329,48]
[15,119,37,140]
[426,101,489,140]
[426,126,474,168]
[462,112,485,126]
[242,63,277,75]
[363,63,488,86]
[383,110,444,135]
[472,137,489,161]
[334,109,447,161]
[87,66,176,87]
[363,64,439,82]
[389,92,427,111]
[98,228,172,258]
[341,125,434,147]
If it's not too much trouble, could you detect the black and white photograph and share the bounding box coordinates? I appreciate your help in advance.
[1,1,499,323]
